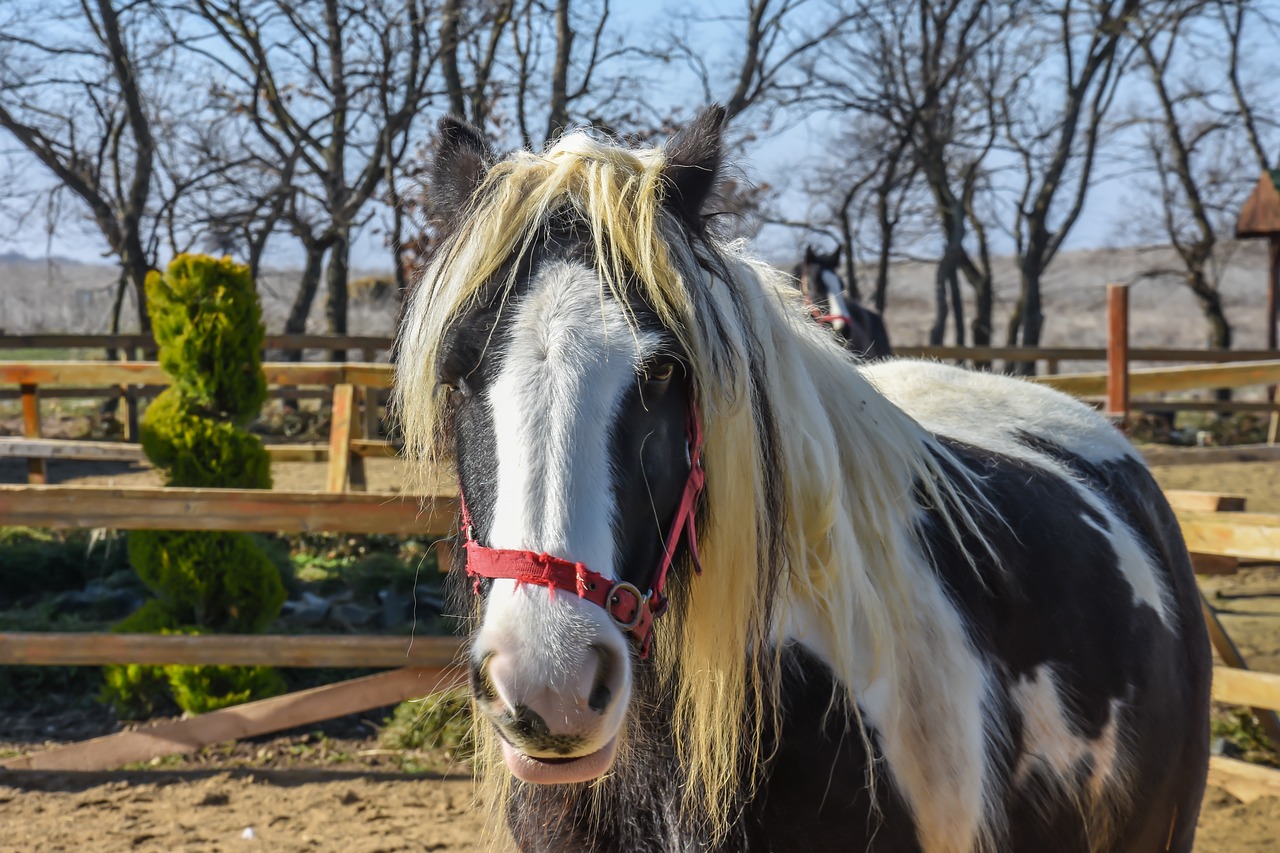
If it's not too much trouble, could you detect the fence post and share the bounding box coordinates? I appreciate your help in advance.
[1106,283,1130,428]
[326,383,366,492]
[20,383,46,484]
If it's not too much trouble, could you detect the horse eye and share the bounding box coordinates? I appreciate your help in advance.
[645,361,676,384]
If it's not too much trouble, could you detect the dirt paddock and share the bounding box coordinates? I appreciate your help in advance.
[1,454,1279,850]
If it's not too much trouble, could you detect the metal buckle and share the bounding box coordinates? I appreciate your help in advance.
[607,581,646,631]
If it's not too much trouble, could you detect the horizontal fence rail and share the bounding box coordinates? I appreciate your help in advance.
[0,360,393,389]
[0,333,394,352]
[1033,359,1280,398]
[0,485,455,535]
[0,633,463,669]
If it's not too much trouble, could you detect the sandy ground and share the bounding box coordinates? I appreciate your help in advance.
[1,453,1278,850]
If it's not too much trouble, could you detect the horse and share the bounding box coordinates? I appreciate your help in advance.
[794,244,893,359]
[393,107,1210,852]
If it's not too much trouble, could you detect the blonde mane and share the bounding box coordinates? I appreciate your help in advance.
[394,130,992,845]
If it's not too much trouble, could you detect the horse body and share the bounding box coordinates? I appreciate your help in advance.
[394,108,1210,852]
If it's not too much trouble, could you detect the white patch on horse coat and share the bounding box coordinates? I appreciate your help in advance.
[862,360,1135,466]
[475,259,656,742]
[1012,665,1124,799]
[865,359,1173,627]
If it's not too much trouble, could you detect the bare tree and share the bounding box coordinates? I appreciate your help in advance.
[0,0,166,332]
[1123,0,1278,354]
[182,0,438,358]
[1001,0,1138,362]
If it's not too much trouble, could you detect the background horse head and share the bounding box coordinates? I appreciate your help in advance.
[794,244,893,359]
[394,108,1209,853]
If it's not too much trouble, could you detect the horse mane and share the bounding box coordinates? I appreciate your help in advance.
[394,129,993,842]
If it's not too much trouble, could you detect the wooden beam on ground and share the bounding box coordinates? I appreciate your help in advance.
[1142,443,1280,466]
[1037,359,1280,398]
[1200,592,1280,746]
[1213,667,1280,712]
[1207,756,1280,804]
[0,633,463,669]
[1177,511,1280,561]
[0,665,466,773]
[1191,554,1241,576]
[0,485,457,536]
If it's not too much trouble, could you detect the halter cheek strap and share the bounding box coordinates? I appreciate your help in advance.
[459,402,705,659]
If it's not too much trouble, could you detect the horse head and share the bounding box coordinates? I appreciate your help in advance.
[396,108,729,787]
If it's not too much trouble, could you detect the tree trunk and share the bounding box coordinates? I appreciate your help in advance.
[285,243,326,355]
[970,272,993,369]
[949,267,965,347]
[1186,267,1232,403]
[325,232,350,362]
[930,259,949,346]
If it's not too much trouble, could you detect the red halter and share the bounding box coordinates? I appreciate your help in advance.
[458,401,705,659]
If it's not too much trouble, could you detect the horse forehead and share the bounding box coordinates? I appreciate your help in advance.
[504,259,654,372]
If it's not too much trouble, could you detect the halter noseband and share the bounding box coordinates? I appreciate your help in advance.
[458,401,705,659]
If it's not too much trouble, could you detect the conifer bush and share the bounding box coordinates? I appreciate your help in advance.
[103,255,286,717]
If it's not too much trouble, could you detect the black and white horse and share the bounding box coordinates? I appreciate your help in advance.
[794,245,893,359]
[394,107,1210,852]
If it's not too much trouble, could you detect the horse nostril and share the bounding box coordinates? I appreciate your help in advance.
[587,643,618,714]
[470,653,498,705]
[505,704,551,741]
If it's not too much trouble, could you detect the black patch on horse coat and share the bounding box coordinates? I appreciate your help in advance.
[504,647,922,853]
[912,436,1211,851]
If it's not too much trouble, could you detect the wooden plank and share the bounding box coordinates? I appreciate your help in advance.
[19,383,46,485]
[1207,756,1280,804]
[1037,360,1280,398]
[1177,511,1280,561]
[352,438,396,458]
[1163,490,1248,513]
[327,384,356,493]
[0,633,462,668]
[1142,443,1280,466]
[1213,667,1280,712]
[1124,400,1280,414]
[0,485,457,535]
[0,665,466,772]
[1106,283,1129,423]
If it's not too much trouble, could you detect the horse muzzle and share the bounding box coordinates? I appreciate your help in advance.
[470,583,631,784]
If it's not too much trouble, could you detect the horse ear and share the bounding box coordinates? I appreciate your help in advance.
[804,245,817,263]
[661,105,727,228]
[430,115,495,224]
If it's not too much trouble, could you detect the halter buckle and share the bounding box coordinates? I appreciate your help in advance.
[606,581,646,630]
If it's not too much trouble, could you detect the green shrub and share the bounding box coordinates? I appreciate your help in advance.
[0,528,131,602]
[379,688,475,761]
[104,254,283,717]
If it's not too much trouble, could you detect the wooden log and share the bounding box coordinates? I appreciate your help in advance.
[1142,443,1280,466]
[1207,756,1280,804]
[19,383,46,485]
[327,384,356,493]
[1177,511,1280,561]
[1106,284,1129,424]
[1037,359,1280,398]
[0,485,457,536]
[1213,667,1280,712]
[0,665,466,773]
[0,633,462,668]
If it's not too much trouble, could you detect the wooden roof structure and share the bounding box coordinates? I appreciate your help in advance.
[1236,170,1280,238]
